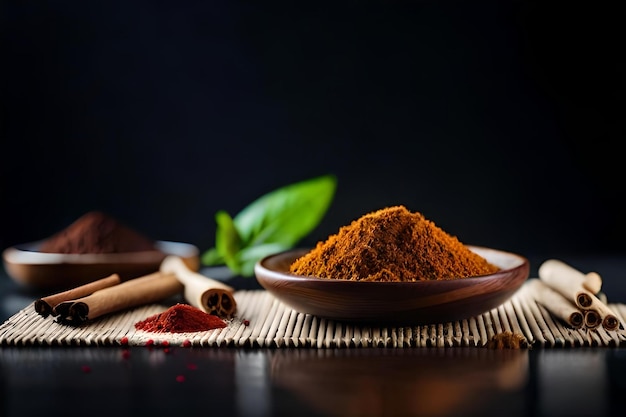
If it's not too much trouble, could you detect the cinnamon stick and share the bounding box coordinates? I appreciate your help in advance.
[54,272,183,324]
[526,278,584,329]
[601,312,621,332]
[538,259,621,331]
[583,272,602,295]
[584,309,602,329]
[159,255,237,318]
[538,259,594,308]
[35,274,121,317]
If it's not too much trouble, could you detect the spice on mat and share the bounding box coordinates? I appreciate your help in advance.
[134,303,227,333]
[289,205,499,282]
[486,332,529,349]
[39,211,157,254]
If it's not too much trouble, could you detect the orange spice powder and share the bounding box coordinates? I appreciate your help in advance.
[289,205,499,282]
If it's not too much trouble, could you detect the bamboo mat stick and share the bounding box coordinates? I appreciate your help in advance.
[3,283,626,348]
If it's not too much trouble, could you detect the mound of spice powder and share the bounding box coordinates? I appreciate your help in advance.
[39,211,157,254]
[289,205,499,282]
[134,303,228,333]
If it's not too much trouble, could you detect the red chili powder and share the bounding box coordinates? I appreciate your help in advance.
[134,304,227,333]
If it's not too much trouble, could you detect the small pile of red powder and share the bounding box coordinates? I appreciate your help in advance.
[134,304,227,333]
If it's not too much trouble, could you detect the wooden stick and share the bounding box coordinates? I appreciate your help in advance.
[34,274,121,317]
[54,272,183,324]
[538,259,621,331]
[526,278,584,329]
[160,255,237,318]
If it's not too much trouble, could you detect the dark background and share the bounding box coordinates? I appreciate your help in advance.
[1,1,624,268]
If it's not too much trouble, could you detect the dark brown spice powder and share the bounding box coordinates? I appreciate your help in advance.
[289,205,499,282]
[39,211,157,254]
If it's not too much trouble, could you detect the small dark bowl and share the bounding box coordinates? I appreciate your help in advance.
[254,246,529,326]
[2,240,200,291]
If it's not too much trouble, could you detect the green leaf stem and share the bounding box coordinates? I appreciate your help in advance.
[202,174,337,277]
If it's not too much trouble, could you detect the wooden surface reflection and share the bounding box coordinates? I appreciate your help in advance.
[2,345,626,417]
[270,348,529,417]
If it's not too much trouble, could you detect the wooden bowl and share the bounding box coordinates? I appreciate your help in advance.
[254,246,529,326]
[2,240,200,291]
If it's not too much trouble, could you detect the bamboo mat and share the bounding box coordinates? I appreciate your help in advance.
[1,280,626,348]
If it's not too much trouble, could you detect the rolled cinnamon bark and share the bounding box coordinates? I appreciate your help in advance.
[54,272,183,324]
[35,274,121,317]
[538,259,621,331]
[602,313,620,332]
[538,259,593,308]
[160,255,237,318]
[584,309,601,329]
[583,272,603,295]
[526,278,584,329]
[588,297,621,331]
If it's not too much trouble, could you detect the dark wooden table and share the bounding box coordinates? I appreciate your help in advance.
[2,255,626,417]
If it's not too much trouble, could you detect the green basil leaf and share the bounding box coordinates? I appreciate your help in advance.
[236,242,292,263]
[234,174,337,247]
[237,260,260,279]
[235,242,291,277]
[201,247,223,266]
[201,174,337,277]
[214,210,243,273]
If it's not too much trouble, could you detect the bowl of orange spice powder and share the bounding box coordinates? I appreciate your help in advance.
[254,205,529,326]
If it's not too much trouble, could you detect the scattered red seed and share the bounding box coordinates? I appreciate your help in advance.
[161,340,169,347]
[176,375,185,383]
[163,347,171,354]
[182,339,191,348]
[121,349,131,359]
[120,336,129,346]
[146,339,155,347]
[187,363,197,370]
[243,319,250,326]
[81,365,91,373]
